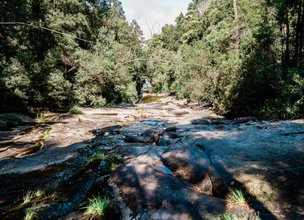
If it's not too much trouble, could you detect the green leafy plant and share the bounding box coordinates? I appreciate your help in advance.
[36,112,47,124]
[89,152,108,162]
[84,195,114,219]
[227,189,246,206]
[69,106,83,115]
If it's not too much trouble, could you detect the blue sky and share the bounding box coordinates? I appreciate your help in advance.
[120,0,191,39]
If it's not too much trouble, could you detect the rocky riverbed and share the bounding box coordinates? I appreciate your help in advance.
[0,95,303,220]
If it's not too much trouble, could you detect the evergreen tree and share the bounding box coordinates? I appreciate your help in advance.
[147,0,304,119]
[131,19,144,42]
[0,0,144,110]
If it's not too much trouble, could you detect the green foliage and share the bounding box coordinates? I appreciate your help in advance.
[23,191,35,205]
[24,207,37,220]
[36,111,47,124]
[221,213,236,220]
[147,0,304,119]
[172,41,214,102]
[84,195,115,219]
[2,0,303,119]
[0,0,145,110]
[89,151,122,169]
[89,152,108,162]
[42,129,51,140]
[34,190,45,198]
[69,106,83,115]
[221,212,261,220]
[227,189,246,206]
[22,190,45,205]
[223,189,261,220]
[146,47,176,93]
[2,58,31,101]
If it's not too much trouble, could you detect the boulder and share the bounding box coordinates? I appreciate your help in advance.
[109,162,226,220]
[161,147,227,196]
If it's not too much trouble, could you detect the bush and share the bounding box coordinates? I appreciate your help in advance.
[69,106,83,115]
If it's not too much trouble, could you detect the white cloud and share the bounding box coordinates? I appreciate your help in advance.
[120,0,191,39]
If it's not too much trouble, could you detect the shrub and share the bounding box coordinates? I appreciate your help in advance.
[69,106,83,115]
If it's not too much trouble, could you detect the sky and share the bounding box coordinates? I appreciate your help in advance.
[120,0,191,39]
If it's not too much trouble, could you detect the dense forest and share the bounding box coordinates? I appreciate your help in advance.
[147,0,304,119]
[0,0,145,111]
[1,0,304,119]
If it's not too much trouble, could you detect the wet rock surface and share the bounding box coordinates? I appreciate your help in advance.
[0,94,304,219]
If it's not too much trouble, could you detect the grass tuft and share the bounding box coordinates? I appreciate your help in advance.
[221,212,236,220]
[108,154,123,170]
[69,106,83,115]
[22,190,45,205]
[23,191,35,205]
[41,129,51,140]
[84,195,114,219]
[227,189,247,206]
[24,207,37,220]
[89,152,122,163]
[221,212,260,220]
[36,111,47,124]
[89,152,108,162]
[34,190,45,198]
[88,152,122,172]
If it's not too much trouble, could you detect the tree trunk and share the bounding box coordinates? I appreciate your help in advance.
[233,0,238,20]
[282,10,290,71]
[295,0,302,67]
[285,12,290,67]
[299,2,304,67]
[233,0,239,49]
